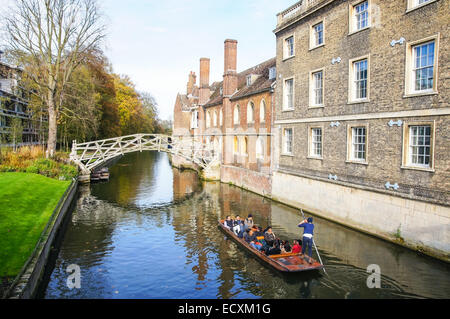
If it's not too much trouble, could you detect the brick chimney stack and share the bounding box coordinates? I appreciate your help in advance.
[199,58,210,105]
[223,39,238,97]
[187,71,196,95]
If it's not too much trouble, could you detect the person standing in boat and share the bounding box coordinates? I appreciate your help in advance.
[298,217,314,262]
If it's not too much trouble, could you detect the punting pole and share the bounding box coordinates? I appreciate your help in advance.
[300,209,327,275]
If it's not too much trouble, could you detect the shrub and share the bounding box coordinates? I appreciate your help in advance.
[26,166,39,174]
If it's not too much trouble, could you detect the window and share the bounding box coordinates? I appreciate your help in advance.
[348,126,367,162]
[242,137,248,155]
[206,111,211,128]
[213,111,218,127]
[405,36,439,96]
[283,78,294,110]
[260,100,266,123]
[310,70,324,107]
[219,109,223,126]
[349,57,369,102]
[234,136,239,154]
[284,36,295,59]
[246,75,252,87]
[191,111,199,129]
[403,122,434,170]
[256,137,264,160]
[309,128,323,158]
[269,67,277,80]
[234,105,240,125]
[312,22,324,48]
[407,0,436,11]
[247,102,254,123]
[283,128,293,155]
[350,1,370,34]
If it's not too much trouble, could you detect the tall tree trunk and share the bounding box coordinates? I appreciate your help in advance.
[47,103,57,158]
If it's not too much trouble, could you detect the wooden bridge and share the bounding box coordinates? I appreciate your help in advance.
[70,134,219,178]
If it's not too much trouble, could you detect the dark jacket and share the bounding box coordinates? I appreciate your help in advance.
[225,219,234,228]
[264,232,276,245]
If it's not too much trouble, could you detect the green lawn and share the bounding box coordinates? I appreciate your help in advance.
[0,172,71,277]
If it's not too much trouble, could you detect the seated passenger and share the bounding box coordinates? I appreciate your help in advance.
[223,216,234,230]
[292,239,302,254]
[244,229,263,251]
[233,215,244,237]
[265,239,281,256]
[281,240,292,254]
[264,227,276,247]
[244,214,254,231]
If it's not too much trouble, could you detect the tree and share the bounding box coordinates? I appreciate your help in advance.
[9,117,23,151]
[3,0,106,157]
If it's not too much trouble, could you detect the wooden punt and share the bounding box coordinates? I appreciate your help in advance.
[218,221,323,273]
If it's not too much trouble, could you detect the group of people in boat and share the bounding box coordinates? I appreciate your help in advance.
[222,214,307,257]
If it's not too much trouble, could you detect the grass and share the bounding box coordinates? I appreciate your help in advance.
[0,172,71,277]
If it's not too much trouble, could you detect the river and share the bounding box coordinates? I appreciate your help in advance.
[40,152,450,299]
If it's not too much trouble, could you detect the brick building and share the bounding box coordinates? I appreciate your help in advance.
[272,0,449,260]
[172,40,276,194]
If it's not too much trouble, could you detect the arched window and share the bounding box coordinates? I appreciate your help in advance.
[234,105,240,125]
[256,137,264,160]
[213,111,218,127]
[260,100,266,123]
[247,102,254,123]
[219,109,223,126]
[234,136,239,154]
[206,111,211,128]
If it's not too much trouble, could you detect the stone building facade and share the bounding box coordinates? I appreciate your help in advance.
[172,40,276,195]
[272,0,449,260]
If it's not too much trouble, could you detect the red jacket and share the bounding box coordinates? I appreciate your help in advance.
[292,244,302,254]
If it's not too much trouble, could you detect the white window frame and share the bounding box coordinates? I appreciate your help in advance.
[283,35,295,60]
[310,20,325,50]
[260,99,266,123]
[234,105,240,125]
[206,111,211,128]
[309,68,324,108]
[406,0,438,12]
[191,110,199,129]
[282,128,294,156]
[402,121,435,172]
[283,77,295,111]
[247,101,255,124]
[219,109,223,126]
[308,126,323,160]
[348,55,370,103]
[213,111,218,127]
[404,35,439,97]
[349,0,371,35]
[346,124,369,165]
[256,136,264,160]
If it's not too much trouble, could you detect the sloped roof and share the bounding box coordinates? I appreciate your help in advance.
[204,57,276,108]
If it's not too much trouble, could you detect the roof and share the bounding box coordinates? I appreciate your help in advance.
[204,57,276,108]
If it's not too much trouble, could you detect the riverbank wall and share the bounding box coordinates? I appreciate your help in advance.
[4,179,78,299]
[271,170,450,263]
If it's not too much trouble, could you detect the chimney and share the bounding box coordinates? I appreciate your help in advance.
[223,39,238,97]
[187,71,196,95]
[199,58,210,105]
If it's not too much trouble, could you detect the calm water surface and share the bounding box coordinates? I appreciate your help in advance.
[41,152,450,299]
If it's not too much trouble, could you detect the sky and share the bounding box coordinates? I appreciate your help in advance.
[102,0,296,120]
[0,0,297,121]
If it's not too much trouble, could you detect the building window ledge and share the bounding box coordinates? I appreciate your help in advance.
[403,91,438,98]
[307,156,323,161]
[401,165,435,173]
[309,43,325,51]
[406,0,439,13]
[347,99,370,105]
[282,108,295,112]
[282,55,295,62]
[281,153,294,157]
[309,105,324,109]
[348,26,371,37]
[345,160,368,166]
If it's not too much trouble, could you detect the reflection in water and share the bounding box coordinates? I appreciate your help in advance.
[42,152,450,299]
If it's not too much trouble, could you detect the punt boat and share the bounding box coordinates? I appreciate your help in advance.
[218,221,323,273]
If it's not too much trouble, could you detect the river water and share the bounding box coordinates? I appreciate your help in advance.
[41,152,450,299]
